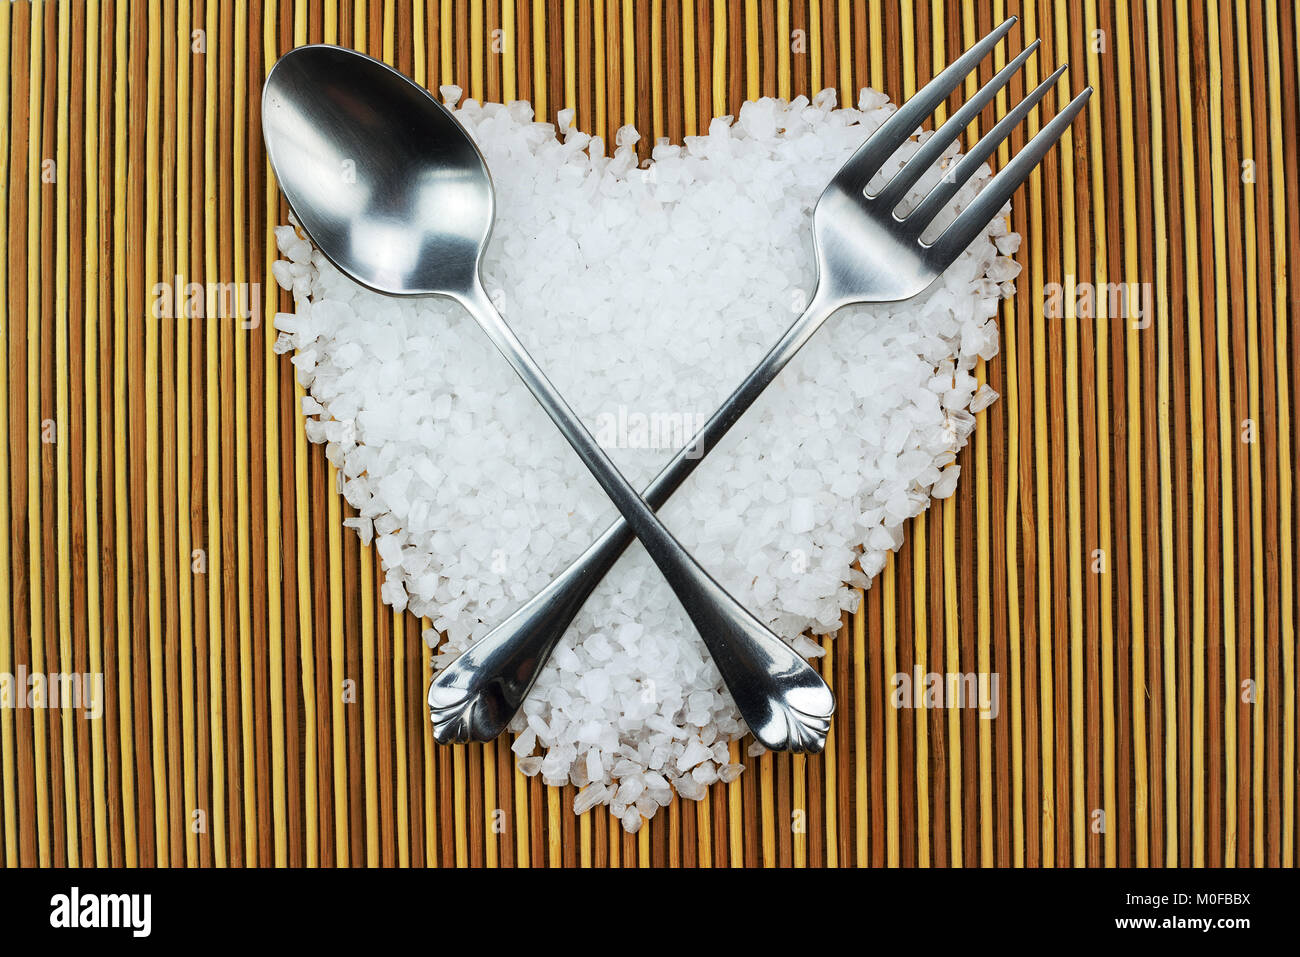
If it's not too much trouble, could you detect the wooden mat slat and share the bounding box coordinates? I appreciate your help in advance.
[0,0,1296,868]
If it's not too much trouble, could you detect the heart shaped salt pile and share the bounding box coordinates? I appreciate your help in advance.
[270,85,1020,833]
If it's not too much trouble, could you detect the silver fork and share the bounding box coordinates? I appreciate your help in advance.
[429,15,1091,745]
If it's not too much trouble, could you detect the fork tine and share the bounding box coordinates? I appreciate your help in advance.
[904,63,1068,234]
[872,40,1040,213]
[834,16,1018,192]
[925,85,1093,266]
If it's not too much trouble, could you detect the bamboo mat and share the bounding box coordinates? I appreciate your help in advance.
[0,0,1296,869]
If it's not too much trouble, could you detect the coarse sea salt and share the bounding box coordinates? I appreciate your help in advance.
[271,86,1017,834]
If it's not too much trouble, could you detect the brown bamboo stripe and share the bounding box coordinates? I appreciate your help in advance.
[0,0,1296,868]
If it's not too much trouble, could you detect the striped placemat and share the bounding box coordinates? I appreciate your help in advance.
[0,0,1295,868]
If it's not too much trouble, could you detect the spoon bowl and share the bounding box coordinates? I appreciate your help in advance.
[263,44,491,299]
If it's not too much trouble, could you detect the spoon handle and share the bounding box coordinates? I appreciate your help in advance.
[429,283,841,751]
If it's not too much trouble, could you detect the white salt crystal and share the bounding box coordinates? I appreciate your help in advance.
[675,777,707,801]
[574,783,608,814]
[969,383,999,413]
[579,670,610,704]
[271,260,295,292]
[676,739,711,772]
[789,497,815,534]
[792,634,826,659]
[620,807,644,833]
[517,756,543,776]
[932,465,961,499]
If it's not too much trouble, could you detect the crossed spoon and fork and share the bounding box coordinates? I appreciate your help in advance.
[263,17,1089,755]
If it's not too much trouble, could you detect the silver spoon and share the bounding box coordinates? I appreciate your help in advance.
[262,45,834,753]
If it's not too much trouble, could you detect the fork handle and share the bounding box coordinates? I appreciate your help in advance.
[429,284,843,750]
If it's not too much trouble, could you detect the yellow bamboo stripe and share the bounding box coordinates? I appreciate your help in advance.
[1175,0,1206,869]
[414,0,426,83]
[620,0,634,127]
[1233,0,1264,867]
[821,632,836,866]
[759,747,774,866]
[47,0,68,865]
[234,0,257,868]
[1021,0,1055,867]
[776,0,789,100]
[912,520,930,868]
[962,0,979,101]
[452,743,467,865]
[532,0,545,120]
[593,0,606,139]
[512,740,527,868]
[441,1,453,86]
[852,594,866,867]
[651,4,663,184]
[744,0,758,98]
[263,0,286,869]
[1265,0,1296,868]
[144,0,166,866]
[1113,0,1148,869]
[26,0,49,869]
[328,473,346,866]
[563,0,575,116]
[868,0,882,91]
[977,380,993,869]
[360,531,379,866]
[836,0,850,103]
[579,792,591,868]
[0,0,17,869]
[883,554,899,866]
[991,0,1025,869]
[696,759,711,865]
[54,0,75,867]
[679,0,693,134]
[471,0,484,93]
[397,566,412,880]
[201,0,222,868]
[1142,0,1175,869]
[790,752,807,866]
[1082,0,1115,869]
[481,737,495,866]
[711,0,725,118]
[545,773,559,867]
[943,496,961,867]
[930,0,945,126]
[501,0,516,101]
[1049,0,1084,870]
[170,0,191,868]
[899,0,914,101]
[293,326,320,878]
[808,0,821,93]
[292,0,320,872]
[1206,0,1237,868]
